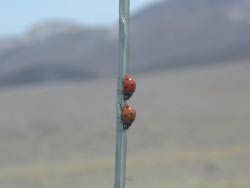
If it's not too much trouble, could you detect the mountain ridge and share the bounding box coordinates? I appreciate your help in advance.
[0,0,250,87]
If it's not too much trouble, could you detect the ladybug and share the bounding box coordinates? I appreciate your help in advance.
[123,74,136,100]
[122,104,136,130]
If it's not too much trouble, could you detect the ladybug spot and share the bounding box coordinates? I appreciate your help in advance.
[124,115,128,118]
[130,113,133,115]
[126,106,129,109]
[130,84,133,87]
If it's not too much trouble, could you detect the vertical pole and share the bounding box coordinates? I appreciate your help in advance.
[114,0,130,188]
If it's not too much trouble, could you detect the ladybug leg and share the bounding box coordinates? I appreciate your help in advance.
[123,122,132,130]
[124,93,133,100]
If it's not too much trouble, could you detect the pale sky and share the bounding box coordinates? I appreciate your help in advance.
[0,0,160,37]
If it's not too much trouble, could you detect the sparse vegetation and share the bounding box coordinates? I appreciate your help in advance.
[0,61,249,187]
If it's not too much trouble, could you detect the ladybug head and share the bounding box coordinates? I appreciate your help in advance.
[123,74,136,100]
[122,104,136,129]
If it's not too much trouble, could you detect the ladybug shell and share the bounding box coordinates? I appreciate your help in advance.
[123,74,136,95]
[122,104,136,124]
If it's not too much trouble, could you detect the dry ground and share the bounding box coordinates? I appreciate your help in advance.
[0,60,249,188]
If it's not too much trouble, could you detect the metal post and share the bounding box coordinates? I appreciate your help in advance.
[114,0,130,188]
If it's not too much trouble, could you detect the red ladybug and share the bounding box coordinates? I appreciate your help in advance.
[123,74,136,100]
[122,104,136,129]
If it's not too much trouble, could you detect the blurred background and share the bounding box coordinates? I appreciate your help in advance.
[0,0,250,187]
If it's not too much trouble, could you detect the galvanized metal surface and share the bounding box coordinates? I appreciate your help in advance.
[114,0,130,188]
